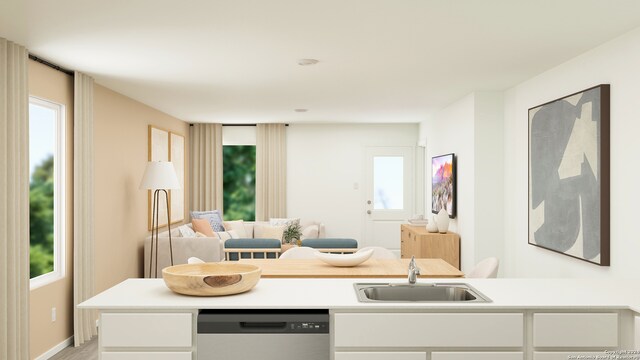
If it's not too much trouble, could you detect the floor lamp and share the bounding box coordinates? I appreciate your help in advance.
[139,161,181,278]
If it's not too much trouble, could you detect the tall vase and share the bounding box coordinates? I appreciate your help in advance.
[436,208,450,234]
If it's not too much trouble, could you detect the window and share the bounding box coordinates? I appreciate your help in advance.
[223,145,256,221]
[29,97,66,288]
[373,156,404,210]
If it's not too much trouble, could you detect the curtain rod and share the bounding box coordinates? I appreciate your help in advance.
[28,54,74,76]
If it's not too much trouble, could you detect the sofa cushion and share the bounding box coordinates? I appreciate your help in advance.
[215,230,239,241]
[254,224,286,242]
[269,217,300,227]
[300,224,319,240]
[223,220,248,238]
[190,210,225,232]
[177,224,196,237]
[301,238,358,249]
[192,218,215,237]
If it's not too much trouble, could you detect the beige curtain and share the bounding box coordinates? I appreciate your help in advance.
[190,123,223,212]
[256,123,287,221]
[0,38,30,360]
[73,72,96,346]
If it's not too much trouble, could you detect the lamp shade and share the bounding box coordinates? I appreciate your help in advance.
[139,161,181,190]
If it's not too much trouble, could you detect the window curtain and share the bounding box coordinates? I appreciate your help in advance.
[189,123,223,212]
[0,37,30,360]
[255,123,287,221]
[73,71,96,346]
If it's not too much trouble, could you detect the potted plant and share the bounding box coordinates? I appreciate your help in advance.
[283,223,303,246]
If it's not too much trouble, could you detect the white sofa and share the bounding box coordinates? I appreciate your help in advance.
[144,220,326,278]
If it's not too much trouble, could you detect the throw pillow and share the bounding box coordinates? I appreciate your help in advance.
[301,224,319,240]
[223,220,248,238]
[190,210,225,232]
[214,230,239,241]
[178,224,196,238]
[195,232,208,237]
[269,217,300,227]
[192,218,215,237]
[254,224,286,242]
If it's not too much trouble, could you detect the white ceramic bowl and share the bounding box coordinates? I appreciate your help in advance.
[314,249,374,267]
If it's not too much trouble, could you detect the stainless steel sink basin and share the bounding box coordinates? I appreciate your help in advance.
[354,283,491,303]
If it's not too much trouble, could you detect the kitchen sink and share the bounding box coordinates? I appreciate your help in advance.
[354,283,491,303]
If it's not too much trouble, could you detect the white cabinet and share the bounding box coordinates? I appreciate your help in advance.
[532,352,603,360]
[532,313,618,348]
[334,313,523,348]
[431,352,523,360]
[335,352,426,360]
[101,352,192,360]
[101,313,193,348]
[635,315,640,350]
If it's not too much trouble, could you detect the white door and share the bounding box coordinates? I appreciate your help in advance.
[363,147,414,253]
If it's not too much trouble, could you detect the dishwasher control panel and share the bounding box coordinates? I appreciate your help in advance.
[290,322,328,332]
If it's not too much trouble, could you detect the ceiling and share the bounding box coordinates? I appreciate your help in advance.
[3,0,640,124]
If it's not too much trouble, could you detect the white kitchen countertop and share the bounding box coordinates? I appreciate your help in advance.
[79,277,640,312]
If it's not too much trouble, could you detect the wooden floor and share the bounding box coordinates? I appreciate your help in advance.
[50,338,98,360]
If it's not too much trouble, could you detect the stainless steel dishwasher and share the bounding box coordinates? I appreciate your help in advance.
[197,309,329,360]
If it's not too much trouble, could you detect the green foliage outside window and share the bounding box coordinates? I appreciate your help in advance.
[223,146,256,221]
[30,155,55,278]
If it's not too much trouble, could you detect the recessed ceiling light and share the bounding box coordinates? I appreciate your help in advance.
[294,109,308,113]
[297,59,319,66]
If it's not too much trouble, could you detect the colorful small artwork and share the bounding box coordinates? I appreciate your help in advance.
[432,153,456,218]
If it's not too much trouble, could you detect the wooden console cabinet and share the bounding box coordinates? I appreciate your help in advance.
[400,224,460,269]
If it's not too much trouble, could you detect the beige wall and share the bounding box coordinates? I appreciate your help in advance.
[94,84,189,293]
[28,60,75,358]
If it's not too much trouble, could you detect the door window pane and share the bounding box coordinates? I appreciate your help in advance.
[373,156,404,210]
[223,145,256,221]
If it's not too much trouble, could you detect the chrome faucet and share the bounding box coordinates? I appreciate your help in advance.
[408,256,421,285]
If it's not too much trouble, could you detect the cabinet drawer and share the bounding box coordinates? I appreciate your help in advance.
[101,353,192,360]
[432,352,523,360]
[335,352,425,360]
[533,353,604,360]
[533,313,618,347]
[334,313,523,347]
[101,313,192,348]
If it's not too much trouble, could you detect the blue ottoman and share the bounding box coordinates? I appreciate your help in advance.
[224,238,281,261]
[301,238,358,253]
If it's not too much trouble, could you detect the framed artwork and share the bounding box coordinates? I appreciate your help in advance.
[148,126,169,230]
[431,153,456,218]
[169,132,185,224]
[528,84,610,266]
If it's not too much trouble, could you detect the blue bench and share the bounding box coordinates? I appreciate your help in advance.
[224,238,281,261]
[301,238,358,253]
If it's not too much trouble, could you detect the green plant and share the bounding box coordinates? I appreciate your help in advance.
[283,223,302,244]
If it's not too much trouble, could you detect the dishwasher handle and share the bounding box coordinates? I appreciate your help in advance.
[240,322,287,329]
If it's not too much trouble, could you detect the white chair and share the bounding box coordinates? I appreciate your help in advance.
[357,246,396,259]
[466,257,499,278]
[278,246,319,259]
[187,257,205,264]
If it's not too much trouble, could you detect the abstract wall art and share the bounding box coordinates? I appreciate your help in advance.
[528,84,610,265]
[432,153,456,218]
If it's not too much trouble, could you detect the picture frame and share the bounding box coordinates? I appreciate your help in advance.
[169,132,185,224]
[528,84,610,266]
[431,153,456,218]
[148,126,169,230]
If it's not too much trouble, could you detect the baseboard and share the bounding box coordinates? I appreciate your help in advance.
[34,336,73,360]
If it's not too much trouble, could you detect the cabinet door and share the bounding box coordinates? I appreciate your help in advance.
[101,313,192,348]
[101,352,192,360]
[336,352,426,360]
[432,352,523,360]
[334,313,523,347]
[400,227,410,258]
[533,353,603,360]
[533,313,618,348]
[635,315,640,350]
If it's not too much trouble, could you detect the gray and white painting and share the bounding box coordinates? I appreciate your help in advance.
[528,86,607,264]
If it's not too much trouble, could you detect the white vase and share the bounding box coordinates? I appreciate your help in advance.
[436,209,450,234]
[426,218,439,233]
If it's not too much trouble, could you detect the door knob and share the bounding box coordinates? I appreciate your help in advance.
[367,210,372,214]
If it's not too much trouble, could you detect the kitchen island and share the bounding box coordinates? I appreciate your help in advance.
[80,278,640,360]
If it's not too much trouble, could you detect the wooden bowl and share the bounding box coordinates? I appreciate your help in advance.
[162,263,261,296]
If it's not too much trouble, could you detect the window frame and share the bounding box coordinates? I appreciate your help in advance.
[29,96,67,289]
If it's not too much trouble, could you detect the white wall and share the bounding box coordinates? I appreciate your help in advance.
[287,123,418,242]
[503,26,640,278]
[419,92,504,272]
